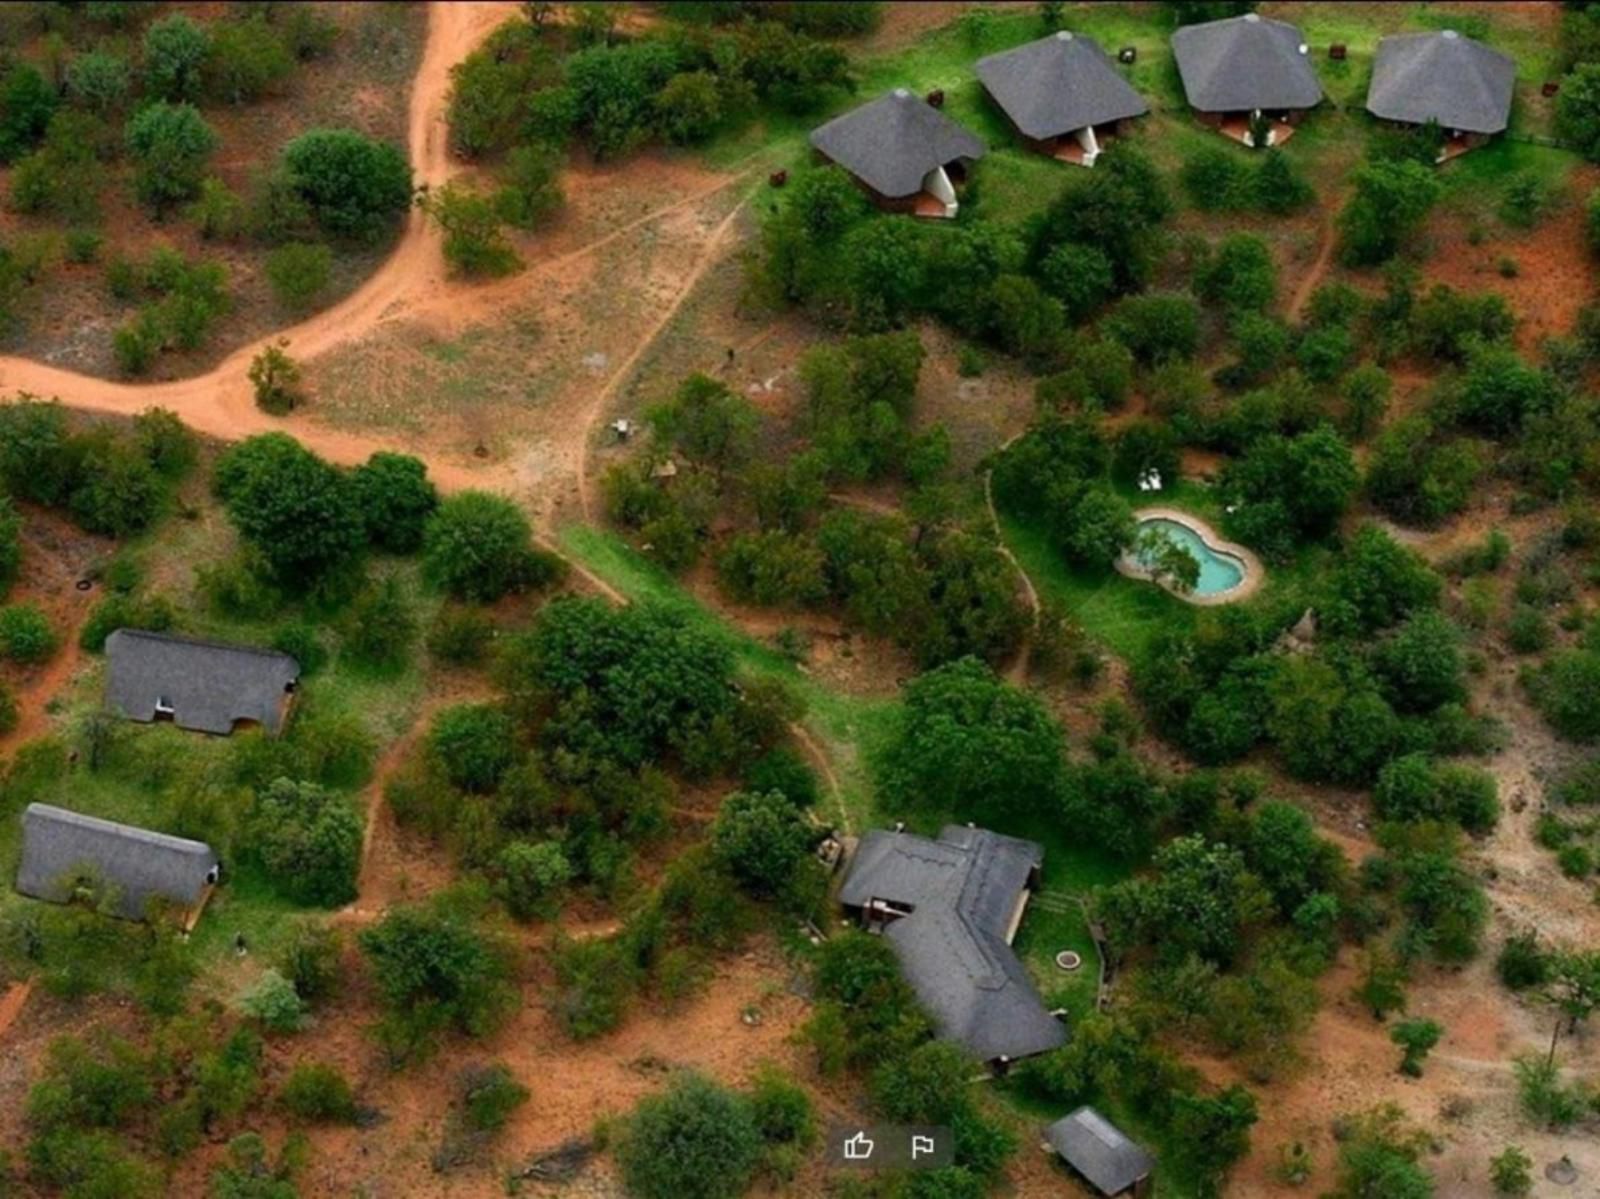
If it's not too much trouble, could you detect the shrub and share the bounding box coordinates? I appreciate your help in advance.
[1490,1146,1533,1196]
[66,51,132,115]
[1196,234,1277,312]
[342,575,416,673]
[0,496,19,597]
[282,128,412,242]
[264,242,332,311]
[133,407,197,480]
[67,436,163,537]
[1339,160,1441,266]
[215,434,364,581]
[497,840,572,920]
[1514,1054,1588,1129]
[426,605,493,666]
[422,491,559,601]
[0,603,57,664]
[710,790,815,898]
[617,1072,763,1199]
[1106,292,1201,363]
[0,64,57,165]
[241,777,363,907]
[422,180,520,276]
[1557,62,1600,161]
[279,1061,356,1123]
[350,451,437,554]
[143,13,210,102]
[429,703,517,793]
[275,921,343,1006]
[125,102,217,212]
[1390,1017,1442,1077]
[1530,649,1600,741]
[495,142,563,229]
[204,16,293,104]
[236,968,306,1033]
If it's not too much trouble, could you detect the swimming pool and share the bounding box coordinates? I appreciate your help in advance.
[1125,514,1254,600]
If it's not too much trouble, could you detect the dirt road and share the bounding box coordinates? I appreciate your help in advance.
[0,1,518,485]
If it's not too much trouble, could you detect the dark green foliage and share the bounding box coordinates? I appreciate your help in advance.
[0,495,20,598]
[1099,834,1272,967]
[499,596,753,773]
[280,1061,357,1124]
[497,840,572,920]
[424,180,521,277]
[495,141,563,228]
[342,575,416,674]
[1106,292,1202,363]
[992,415,1134,570]
[242,777,363,906]
[429,703,518,793]
[1326,1107,1434,1199]
[423,491,560,601]
[350,452,438,554]
[66,433,164,537]
[358,902,516,1062]
[275,920,344,1006]
[1410,285,1514,363]
[143,13,210,101]
[649,373,759,474]
[1320,525,1441,637]
[1338,160,1442,267]
[1453,348,1558,438]
[281,128,412,242]
[1490,1146,1534,1197]
[125,102,217,212]
[1196,234,1277,312]
[133,406,198,481]
[0,603,57,664]
[1220,424,1358,550]
[1529,649,1600,741]
[1557,62,1600,160]
[617,1072,764,1199]
[742,748,818,808]
[877,657,1064,823]
[1031,145,1171,294]
[1168,1084,1259,1193]
[0,396,75,505]
[0,63,58,164]
[214,434,365,582]
[710,790,816,898]
[1497,931,1551,991]
[204,16,294,104]
[1374,611,1465,713]
[67,50,132,115]
[446,21,563,157]
[1365,418,1484,527]
[264,241,332,311]
[799,330,925,481]
[1391,1016,1443,1077]
[427,605,495,667]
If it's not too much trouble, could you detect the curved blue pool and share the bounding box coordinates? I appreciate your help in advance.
[1133,517,1246,596]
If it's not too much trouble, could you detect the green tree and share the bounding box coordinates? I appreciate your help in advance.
[67,435,163,537]
[1530,649,1600,741]
[0,64,58,163]
[1390,1018,1442,1076]
[0,495,20,597]
[1168,1085,1259,1197]
[422,180,521,276]
[242,777,362,906]
[264,241,332,311]
[247,340,304,415]
[204,16,294,104]
[877,657,1064,822]
[497,840,571,920]
[617,1072,763,1199]
[237,968,306,1033]
[648,373,759,474]
[710,790,815,898]
[358,902,515,1060]
[1489,1146,1533,1196]
[0,603,58,664]
[1326,1106,1433,1199]
[655,70,723,143]
[1339,160,1442,266]
[143,13,211,101]
[1343,363,1392,439]
[125,102,217,211]
[1557,61,1600,161]
[1196,234,1277,312]
[350,451,438,553]
[66,51,132,115]
[279,1061,356,1123]
[213,433,363,580]
[423,491,556,601]
[429,703,517,793]
[342,575,416,673]
[495,142,563,229]
[282,128,412,242]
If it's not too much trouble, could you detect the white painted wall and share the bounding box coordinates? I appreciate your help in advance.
[1073,123,1101,166]
[923,164,957,217]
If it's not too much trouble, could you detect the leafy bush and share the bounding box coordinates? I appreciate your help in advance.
[247,340,304,415]
[497,840,572,920]
[617,1072,764,1199]
[143,13,210,102]
[351,451,437,554]
[236,968,306,1033]
[282,128,412,242]
[0,603,57,664]
[429,703,518,793]
[214,433,364,581]
[241,777,363,907]
[204,16,293,104]
[264,241,332,311]
[125,102,217,212]
[423,180,520,277]
[279,1061,357,1123]
[66,51,132,115]
[422,491,561,601]
[1339,160,1441,266]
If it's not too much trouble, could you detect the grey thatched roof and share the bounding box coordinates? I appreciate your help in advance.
[105,629,299,736]
[1172,12,1323,113]
[1367,30,1515,135]
[809,89,986,198]
[838,825,1065,1063]
[976,31,1148,141]
[16,803,218,922]
[1047,1107,1155,1196]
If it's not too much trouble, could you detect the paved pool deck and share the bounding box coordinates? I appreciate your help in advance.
[1116,507,1266,606]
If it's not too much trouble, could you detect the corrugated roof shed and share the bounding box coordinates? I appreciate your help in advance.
[810,89,986,199]
[1046,1107,1155,1196]
[1171,12,1323,113]
[1366,30,1515,135]
[839,826,1066,1063]
[105,629,299,736]
[976,31,1148,141]
[16,803,218,922]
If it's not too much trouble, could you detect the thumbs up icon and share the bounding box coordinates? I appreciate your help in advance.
[843,1131,875,1161]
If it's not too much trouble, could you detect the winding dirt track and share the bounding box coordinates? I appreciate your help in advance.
[0,1,516,488]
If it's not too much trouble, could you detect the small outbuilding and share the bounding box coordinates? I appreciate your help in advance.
[1366,30,1515,159]
[105,629,300,737]
[1045,1107,1155,1198]
[809,88,986,218]
[976,31,1148,166]
[1171,12,1323,146]
[838,824,1066,1068]
[16,803,219,924]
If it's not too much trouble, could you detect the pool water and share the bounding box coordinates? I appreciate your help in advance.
[1133,517,1246,596]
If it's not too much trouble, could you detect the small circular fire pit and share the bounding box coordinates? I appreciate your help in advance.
[1054,950,1083,973]
[74,578,93,591]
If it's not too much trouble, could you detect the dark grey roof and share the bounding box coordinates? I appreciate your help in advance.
[976,31,1148,141]
[809,89,986,199]
[105,629,299,736]
[1366,30,1515,135]
[839,825,1065,1063]
[1171,12,1323,113]
[16,803,218,922]
[1047,1107,1155,1196]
